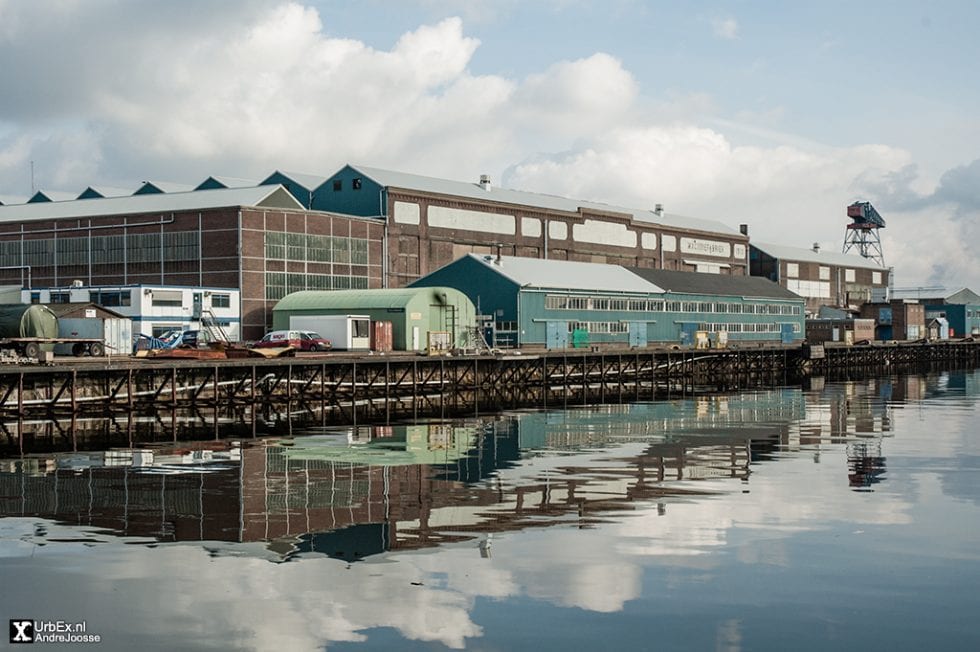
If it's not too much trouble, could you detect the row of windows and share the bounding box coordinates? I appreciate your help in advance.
[0,232,199,267]
[568,321,630,334]
[563,321,801,335]
[544,294,801,315]
[264,233,370,264]
[696,322,802,333]
[265,272,369,300]
[33,289,231,309]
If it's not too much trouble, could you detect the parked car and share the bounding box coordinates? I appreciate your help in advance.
[253,330,331,351]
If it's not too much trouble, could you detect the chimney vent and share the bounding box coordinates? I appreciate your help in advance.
[812,242,820,253]
[739,224,748,236]
[654,203,664,216]
[479,174,492,191]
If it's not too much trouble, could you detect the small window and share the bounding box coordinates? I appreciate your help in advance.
[872,271,882,284]
[845,268,856,283]
[30,292,40,305]
[819,266,830,280]
[786,263,799,278]
[211,293,231,308]
[332,180,342,192]
[352,178,362,190]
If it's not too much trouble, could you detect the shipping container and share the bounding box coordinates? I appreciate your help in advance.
[371,320,393,352]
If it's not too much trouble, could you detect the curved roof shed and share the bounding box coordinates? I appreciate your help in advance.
[272,288,476,351]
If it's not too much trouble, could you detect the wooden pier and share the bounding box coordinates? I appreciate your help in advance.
[1,340,978,453]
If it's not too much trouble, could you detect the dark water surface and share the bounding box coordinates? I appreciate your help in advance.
[1,370,978,651]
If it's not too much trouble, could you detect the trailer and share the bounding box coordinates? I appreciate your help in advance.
[0,336,104,359]
[289,314,371,351]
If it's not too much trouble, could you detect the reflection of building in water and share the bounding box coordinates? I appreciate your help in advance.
[0,396,802,561]
[847,440,887,489]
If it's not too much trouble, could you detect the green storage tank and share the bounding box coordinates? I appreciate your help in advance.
[0,304,58,339]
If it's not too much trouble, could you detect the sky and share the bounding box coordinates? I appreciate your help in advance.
[0,0,978,291]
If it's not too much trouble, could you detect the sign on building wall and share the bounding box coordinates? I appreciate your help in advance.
[680,237,731,258]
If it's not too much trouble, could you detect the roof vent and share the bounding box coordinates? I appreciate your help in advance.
[739,224,748,236]
[812,242,820,253]
[71,279,84,288]
[654,203,664,216]
[479,174,492,191]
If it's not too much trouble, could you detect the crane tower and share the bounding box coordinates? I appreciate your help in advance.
[842,201,885,267]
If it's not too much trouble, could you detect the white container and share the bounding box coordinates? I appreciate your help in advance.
[289,314,371,351]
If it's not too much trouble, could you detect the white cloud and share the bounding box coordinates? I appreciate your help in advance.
[0,1,975,290]
[712,16,739,39]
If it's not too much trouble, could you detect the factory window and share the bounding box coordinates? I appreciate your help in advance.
[649,300,664,312]
[352,178,362,190]
[845,268,856,282]
[698,302,713,313]
[786,263,799,278]
[728,303,742,314]
[665,301,682,312]
[682,302,698,312]
[872,271,882,284]
[49,292,71,304]
[211,293,231,308]
[819,266,830,280]
[265,232,286,259]
[591,298,609,310]
[333,180,342,191]
[29,292,40,304]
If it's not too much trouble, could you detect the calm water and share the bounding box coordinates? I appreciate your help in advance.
[1,370,979,651]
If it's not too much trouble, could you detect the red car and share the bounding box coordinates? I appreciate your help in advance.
[253,330,331,351]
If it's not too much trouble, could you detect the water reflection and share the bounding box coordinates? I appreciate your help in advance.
[1,370,978,651]
[1,382,892,560]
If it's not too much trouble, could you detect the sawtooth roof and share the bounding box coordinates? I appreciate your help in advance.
[0,185,303,223]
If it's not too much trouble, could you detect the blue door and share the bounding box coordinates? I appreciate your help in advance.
[546,322,569,349]
[781,323,795,344]
[680,323,698,346]
[628,322,646,347]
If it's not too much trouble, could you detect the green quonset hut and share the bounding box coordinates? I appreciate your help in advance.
[271,288,476,351]
[411,254,804,348]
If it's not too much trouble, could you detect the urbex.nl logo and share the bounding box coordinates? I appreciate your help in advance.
[9,619,34,644]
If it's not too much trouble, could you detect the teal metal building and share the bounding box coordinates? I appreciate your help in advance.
[411,255,804,348]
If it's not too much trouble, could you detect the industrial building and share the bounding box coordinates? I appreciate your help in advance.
[411,254,804,348]
[890,288,980,338]
[750,242,890,316]
[307,164,751,286]
[271,287,477,351]
[858,300,926,341]
[0,185,385,340]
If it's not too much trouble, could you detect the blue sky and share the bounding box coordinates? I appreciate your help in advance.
[0,0,977,290]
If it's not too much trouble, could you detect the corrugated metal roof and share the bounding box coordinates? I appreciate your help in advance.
[627,267,802,300]
[751,242,885,270]
[0,194,27,206]
[470,254,664,294]
[195,175,259,190]
[348,164,738,235]
[29,190,78,202]
[78,185,133,199]
[273,287,466,312]
[136,180,195,194]
[0,185,303,223]
[263,170,331,191]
